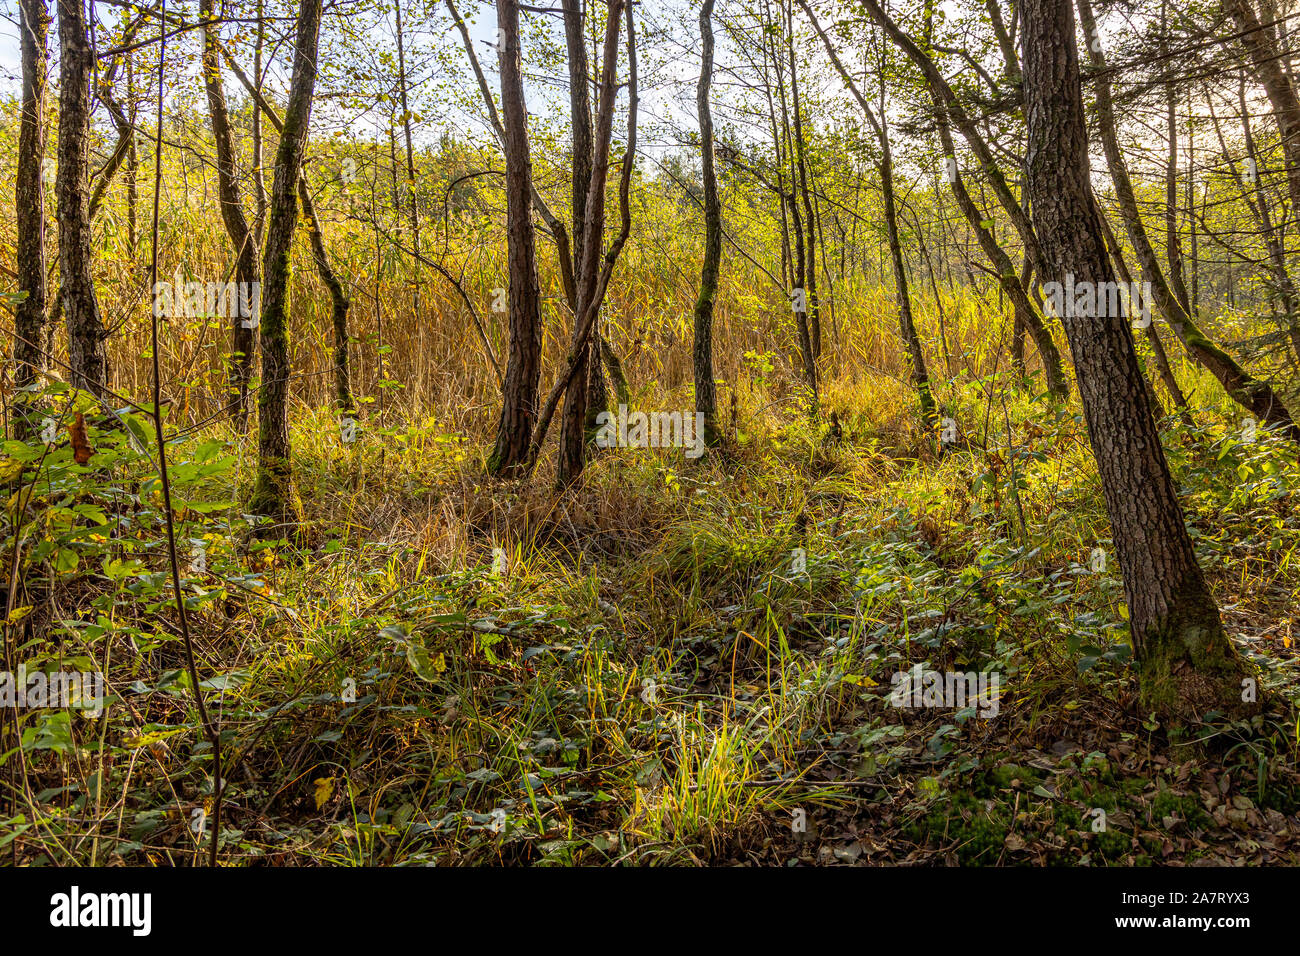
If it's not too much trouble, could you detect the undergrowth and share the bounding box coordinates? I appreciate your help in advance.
[2,363,1298,866]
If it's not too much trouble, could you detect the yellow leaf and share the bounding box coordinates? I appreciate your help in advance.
[0,458,24,484]
[313,776,336,810]
[841,673,877,687]
[5,605,33,625]
[433,652,446,673]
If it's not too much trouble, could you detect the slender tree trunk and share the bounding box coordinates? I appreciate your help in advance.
[14,0,49,438]
[768,0,817,404]
[201,0,259,425]
[125,54,139,256]
[693,0,722,446]
[446,0,628,404]
[525,0,635,480]
[394,0,421,317]
[881,134,937,428]
[786,0,820,360]
[797,0,955,422]
[1024,0,1250,721]
[488,0,544,478]
[218,44,353,422]
[917,220,955,379]
[248,0,323,519]
[88,63,135,219]
[252,0,267,246]
[1097,203,1192,422]
[1162,8,1190,314]
[1187,109,1200,320]
[759,0,793,290]
[1213,76,1300,362]
[932,101,1069,398]
[299,181,352,413]
[859,0,1049,278]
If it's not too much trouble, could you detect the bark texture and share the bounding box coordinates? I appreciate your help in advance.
[57,0,109,397]
[488,0,544,478]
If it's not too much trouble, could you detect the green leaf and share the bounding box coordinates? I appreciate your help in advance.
[53,549,80,574]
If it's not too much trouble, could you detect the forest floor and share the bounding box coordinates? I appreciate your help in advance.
[5,371,1300,865]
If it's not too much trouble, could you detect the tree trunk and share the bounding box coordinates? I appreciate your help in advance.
[248,0,323,520]
[1024,0,1251,721]
[1213,75,1300,363]
[786,0,820,360]
[488,0,544,478]
[768,0,817,405]
[217,42,352,422]
[1096,203,1192,423]
[526,0,637,480]
[252,0,267,246]
[14,0,49,438]
[859,0,1049,278]
[57,0,109,398]
[299,180,352,413]
[88,63,135,220]
[126,54,138,255]
[693,0,722,447]
[201,0,259,425]
[797,0,938,422]
[880,134,937,428]
[394,0,422,317]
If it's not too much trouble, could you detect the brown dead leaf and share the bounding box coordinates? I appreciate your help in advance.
[68,413,94,465]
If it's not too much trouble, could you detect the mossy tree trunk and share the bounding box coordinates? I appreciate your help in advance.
[248,0,322,520]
